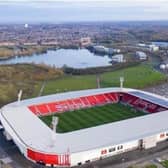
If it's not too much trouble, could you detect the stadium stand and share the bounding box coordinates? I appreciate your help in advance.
[121,93,168,113]
[28,93,119,116]
[2,88,168,167]
[28,91,168,117]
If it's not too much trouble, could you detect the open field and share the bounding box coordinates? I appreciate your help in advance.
[43,64,167,95]
[161,160,168,168]
[40,103,146,133]
[0,64,63,106]
[0,63,166,107]
[144,165,157,168]
[129,165,157,168]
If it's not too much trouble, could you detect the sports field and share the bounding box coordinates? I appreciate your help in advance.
[40,103,147,133]
[43,64,166,95]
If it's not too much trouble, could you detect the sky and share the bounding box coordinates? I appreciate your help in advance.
[0,0,168,23]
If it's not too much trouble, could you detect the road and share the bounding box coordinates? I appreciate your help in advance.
[0,129,44,168]
[75,141,168,168]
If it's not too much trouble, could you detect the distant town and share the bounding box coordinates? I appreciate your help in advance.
[0,22,168,70]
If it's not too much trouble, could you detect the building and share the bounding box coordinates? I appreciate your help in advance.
[80,37,92,47]
[149,45,159,52]
[0,42,16,46]
[93,45,109,53]
[137,43,159,52]
[108,48,121,55]
[136,51,147,60]
[111,54,125,63]
[0,88,168,167]
[23,42,38,46]
[41,41,58,46]
[93,46,120,55]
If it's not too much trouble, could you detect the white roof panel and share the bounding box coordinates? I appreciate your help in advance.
[1,88,168,154]
[130,91,168,107]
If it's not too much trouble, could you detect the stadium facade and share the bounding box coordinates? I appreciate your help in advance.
[0,87,168,167]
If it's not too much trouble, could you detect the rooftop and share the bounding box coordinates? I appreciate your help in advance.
[1,88,168,154]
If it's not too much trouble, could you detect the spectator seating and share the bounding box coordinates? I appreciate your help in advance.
[121,93,168,113]
[28,93,119,116]
[28,92,167,116]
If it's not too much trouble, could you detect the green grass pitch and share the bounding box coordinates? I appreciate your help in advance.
[42,64,166,95]
[40,103,147,133]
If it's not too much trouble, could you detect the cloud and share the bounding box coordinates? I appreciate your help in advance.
[0,0,168,22]
[0,0,168,9]
[0,0,167,4]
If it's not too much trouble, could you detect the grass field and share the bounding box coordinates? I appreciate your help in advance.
[0,63,166,107]
[43,64,166,95]
[128,165,157,168]
[161,160,168,168]
[0,64,63,106]
[145,165,157,168]
[40,103,146,133]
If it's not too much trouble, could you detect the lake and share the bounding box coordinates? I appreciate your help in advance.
[152,41,168,47]
[0,49,112,68]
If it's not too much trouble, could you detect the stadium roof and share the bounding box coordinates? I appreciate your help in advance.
[130,91,168,108]
[8,87,125,106]
[1,88,168,155]
[7,87,168,108]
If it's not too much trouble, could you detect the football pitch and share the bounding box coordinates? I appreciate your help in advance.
[40,103,147,133]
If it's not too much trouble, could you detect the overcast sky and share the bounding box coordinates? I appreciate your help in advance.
[0,0,168,23]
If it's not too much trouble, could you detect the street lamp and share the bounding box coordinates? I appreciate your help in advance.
[120,77,124,89]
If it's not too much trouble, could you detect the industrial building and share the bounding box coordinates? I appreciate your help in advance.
[111,54,125,63]
[136,51,147,60]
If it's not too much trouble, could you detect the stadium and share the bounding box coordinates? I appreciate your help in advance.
[0,87,168,167]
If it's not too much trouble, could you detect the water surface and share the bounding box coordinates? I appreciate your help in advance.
[0,49,112,68]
